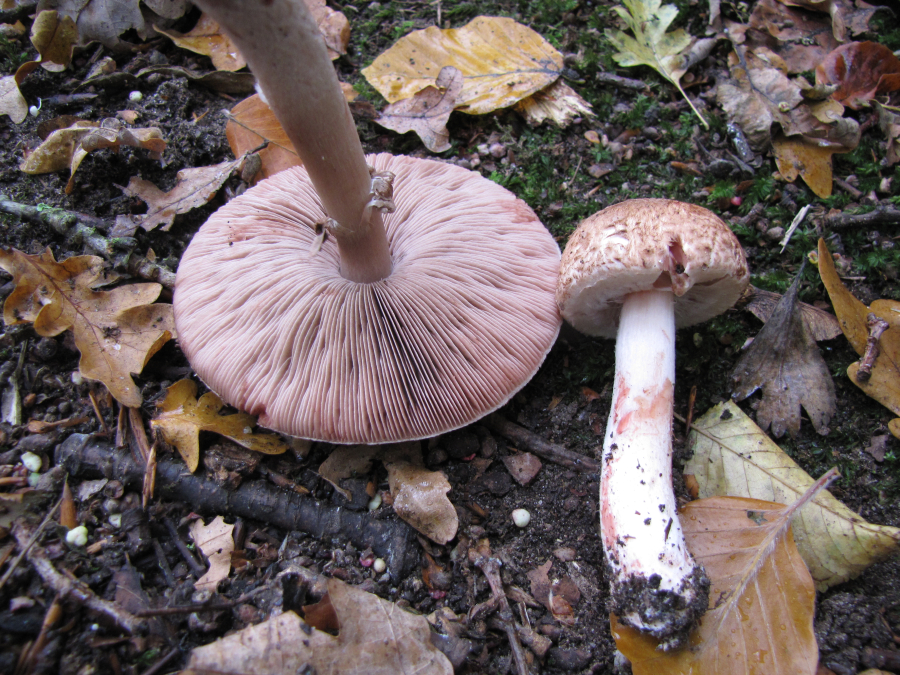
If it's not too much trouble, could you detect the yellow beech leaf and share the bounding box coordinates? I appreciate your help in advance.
[31,10,78,72]
[157,13,246,72]
[151,379,287,472]
[613,492,819,675]
[20,118,165,194]
[773,134,845,198]
[684,401,900,590]
[0,248,174,407]
[818,239,900,428]
[362,16,564,115]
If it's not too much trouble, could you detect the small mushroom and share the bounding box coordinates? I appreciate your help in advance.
[175,0,561,443]
[557,199,749,647]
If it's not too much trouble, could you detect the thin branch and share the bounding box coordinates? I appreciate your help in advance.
[825,207,900,230]
[474,556,530,675]
[485,414,601,474]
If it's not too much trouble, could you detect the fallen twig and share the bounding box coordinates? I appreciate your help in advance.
[595,71,647,91]
[0,497,61,593]
[475,556,530,675]
[163,517,207,577]
[11,522,144,635]
[485,414,600,474]
[57,433,419,579]
[825,206,900,230]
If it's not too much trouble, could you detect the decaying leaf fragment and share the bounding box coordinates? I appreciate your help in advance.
[151,379,287,473]
[190,515,235,592]
[115,157,243,234]
[0,248,175,407]
[20,117,166,194]
[515,79,595,127]
[362,16,564,116]
[743,285,842,341]
[318,443,458,545]
[156,13,246,72]
[30,10,78,71]
[818,238,900,435]
[183,577,453,675]
[606,0,708,127]
[732,266,836,437]
[684,401,900,589]
[613,489,821,675]
[374,66,463,153]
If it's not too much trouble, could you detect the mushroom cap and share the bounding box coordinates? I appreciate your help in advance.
[557,199,749,338]
[174,153,561,443]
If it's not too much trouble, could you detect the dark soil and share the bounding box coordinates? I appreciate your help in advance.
[2,1,900,674]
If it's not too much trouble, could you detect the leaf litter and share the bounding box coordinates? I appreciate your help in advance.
[684,401,900,590]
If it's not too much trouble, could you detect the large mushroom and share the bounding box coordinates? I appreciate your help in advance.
[556,199,748,646]
[174,0,561,444]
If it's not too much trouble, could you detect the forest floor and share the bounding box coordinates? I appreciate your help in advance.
[2,0,900,674]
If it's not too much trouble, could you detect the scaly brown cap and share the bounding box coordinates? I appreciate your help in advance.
[557,199,749,338]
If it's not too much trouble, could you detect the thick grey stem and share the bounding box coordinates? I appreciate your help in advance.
[194,0,392,283]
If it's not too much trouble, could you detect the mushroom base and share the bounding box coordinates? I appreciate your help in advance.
[608,562,710,650]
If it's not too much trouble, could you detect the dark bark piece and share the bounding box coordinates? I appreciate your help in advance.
[484,415,600,474]
[731,265,836,437]
[56,434,418,579]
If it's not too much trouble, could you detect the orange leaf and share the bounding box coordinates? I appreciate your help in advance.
[157,13,246,72]
[225,94,301,182]
[816,41,900,110]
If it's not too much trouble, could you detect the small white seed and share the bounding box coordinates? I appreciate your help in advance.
[128,90,143,102]
[28,105,40,117]
[27,473,41,487]
[109,514,122,528]
[21,451,42,472]
[66,525,89,547]
[512,508,531,528]
[71,371,84,385]
[367,494,382,511]
[373,558,386,573]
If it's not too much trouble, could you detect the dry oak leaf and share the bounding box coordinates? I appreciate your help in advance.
[684,401,900,590]
[20,117,166,194]
[613,489,821,675]
[183,577,453,675]
[156,13,246,72]
[0,248,174,408]
[818,238,900,434]
[0,60,39,124]
[606,0,708,126]
[190,515,235,592]
[362,16,564,116]
[116,157,242,233]
[375,66,463,153]
[30,10,77,72]
[773,133,847,198]
[731,265,836,437]
[743,285,842,341]
[151,379,287,473]
[816,41,900,110]
[35,0,160,49]
[305,0,350,59]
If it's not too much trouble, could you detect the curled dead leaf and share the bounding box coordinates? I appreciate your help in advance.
[190,515,235,592]
[816,41,900,110]
[156,13,246,71]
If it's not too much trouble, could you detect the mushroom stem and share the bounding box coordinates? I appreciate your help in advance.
[601,289,708,647]
[194,0,392,283]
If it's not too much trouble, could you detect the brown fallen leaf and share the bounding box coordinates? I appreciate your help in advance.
[502,452,542,486]
[732,265,836,437]
[136,65,256,94]
[527,559,580,625]
[818,239,900,435]
[20,117,166,194]
[876,102,900,166]
[375,66,462,153]
[115,157,242,234]
[150,379,288,472]
[190,515,235,592]
[183,577,453,675]
[743,285,842,341]
[0,248,174,407]
[613,486,821,675]
[156,13,246,71]
[30,10,77,72]
[816,41,900,110]
[773,133,848,198]
[47,0,187,50]
[306,0,350,59]
[362,16,564,116]
[0,61,39,124]
[225,94,301,181]
[684,401,900,590]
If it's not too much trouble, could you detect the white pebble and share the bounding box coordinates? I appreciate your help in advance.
[66,525,89,547]
[373,558,386,573]
[367,494,382,511]
[71,371,84,385]
[109,514,122,528]
[20,452,42,472]
[512,508,531,528]
[128,90,143,102]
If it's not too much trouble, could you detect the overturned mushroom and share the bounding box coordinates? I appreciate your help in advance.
[174,0,561,443]
[557,199,749,647]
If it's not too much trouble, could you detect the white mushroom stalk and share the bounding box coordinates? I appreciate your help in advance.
[601,288,706,646]
[194,0,391,283]
[556,199,750,647]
